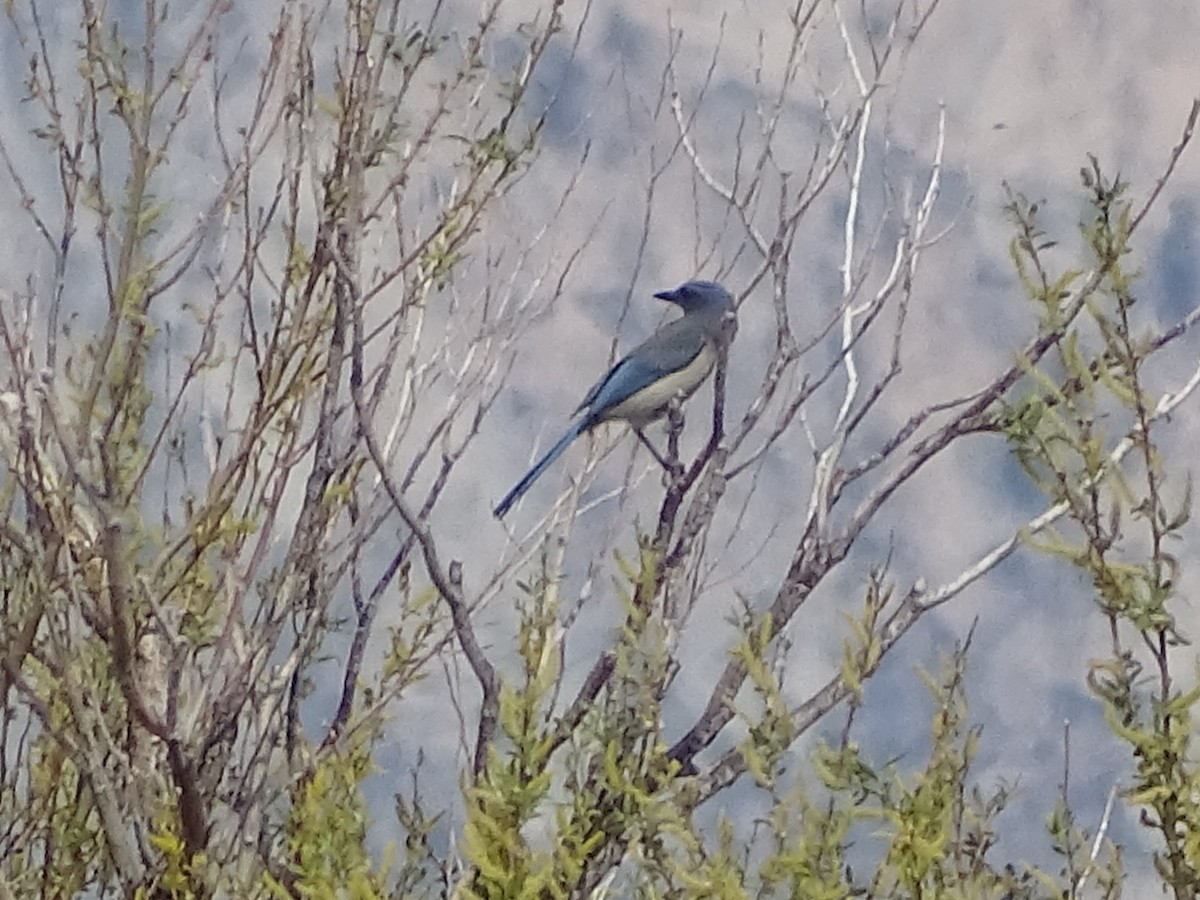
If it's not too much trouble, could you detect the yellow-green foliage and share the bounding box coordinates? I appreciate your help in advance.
[1003,158,1197,896]
[139,812,207,900]
[268,740,391,900]
[458,519,1118,898]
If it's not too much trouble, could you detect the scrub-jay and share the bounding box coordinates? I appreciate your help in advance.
[494,280,735,519]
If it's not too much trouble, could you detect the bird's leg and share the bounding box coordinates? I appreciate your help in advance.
[634,428,669,468]
[634,428,679,476]
[635,398,687,481]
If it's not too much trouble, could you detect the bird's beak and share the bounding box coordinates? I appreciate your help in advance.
[653,288,678,302]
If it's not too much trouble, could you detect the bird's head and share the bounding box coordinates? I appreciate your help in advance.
[653,280,733,314]
[654,280,737,344]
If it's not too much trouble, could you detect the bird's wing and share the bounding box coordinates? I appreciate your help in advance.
[575,317,709,421]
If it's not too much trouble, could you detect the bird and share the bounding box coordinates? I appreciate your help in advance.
[494,280,736,519]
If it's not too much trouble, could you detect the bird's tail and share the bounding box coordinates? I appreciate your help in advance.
[493,420,586,519]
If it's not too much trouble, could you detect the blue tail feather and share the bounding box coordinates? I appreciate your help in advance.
[493,419,587,519]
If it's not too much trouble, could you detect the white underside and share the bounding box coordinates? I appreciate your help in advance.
[600,341,716,427]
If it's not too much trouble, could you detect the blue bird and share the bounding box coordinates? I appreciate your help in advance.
[494,280,736,519]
